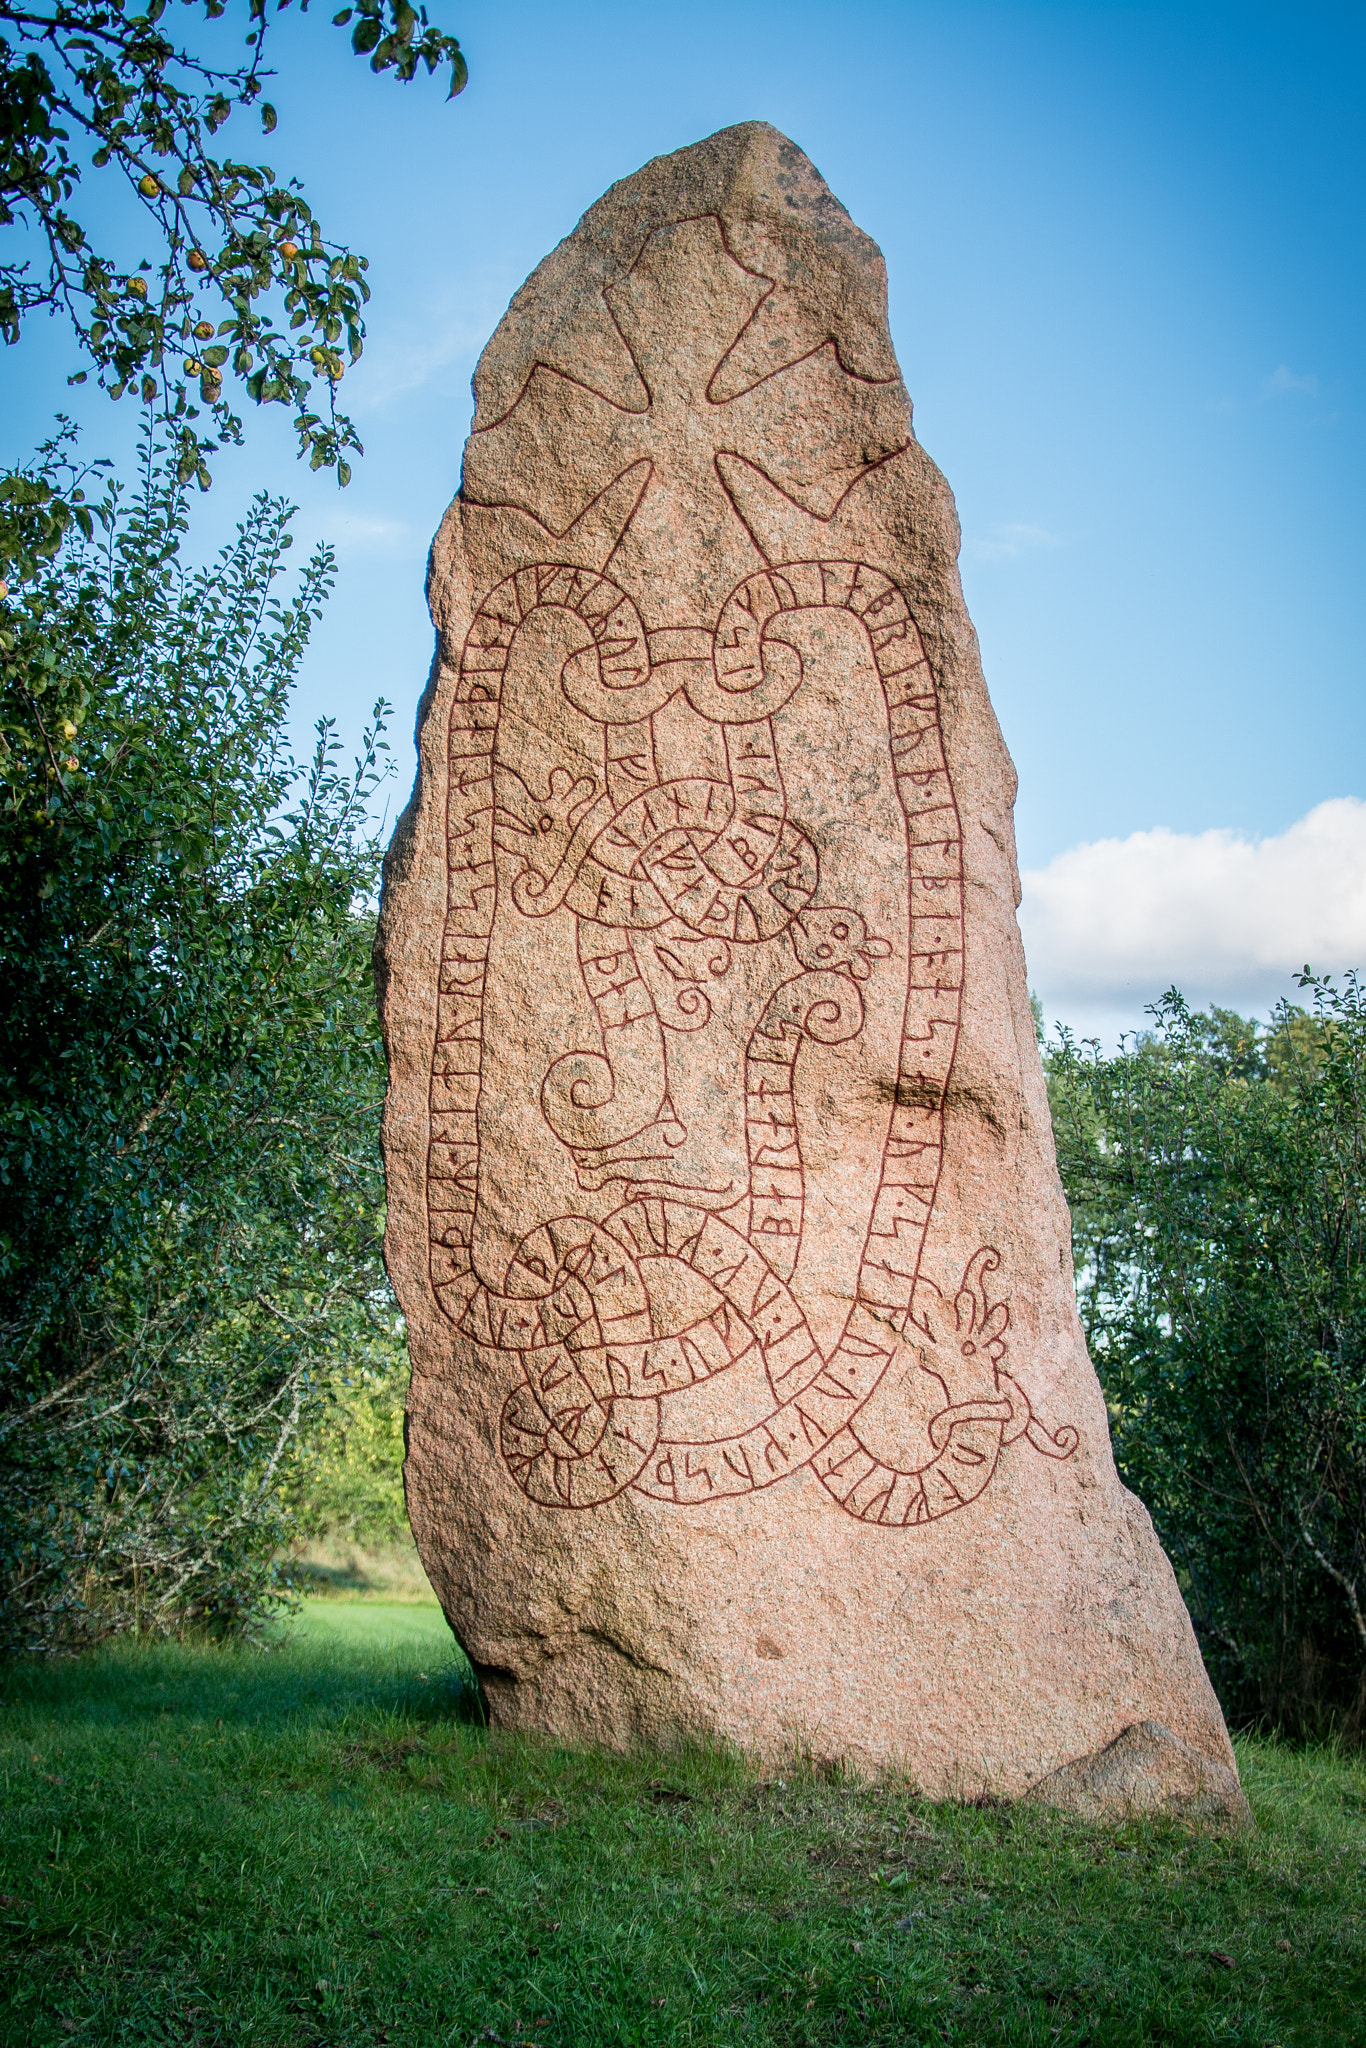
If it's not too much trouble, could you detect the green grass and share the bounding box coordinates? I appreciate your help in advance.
[2,1610,1364,2047]
[290,1597,452,1648]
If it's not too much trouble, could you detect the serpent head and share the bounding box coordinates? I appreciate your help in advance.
[790,906,891,981]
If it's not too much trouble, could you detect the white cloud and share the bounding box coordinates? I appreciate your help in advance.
[965,521,1059,564]
[1209,366,1322,417]
[1262,364,1318,399]
[310,509,416,557]
[1020,798,1366,1026]
[351,327,475,412]
[347,282,510,414]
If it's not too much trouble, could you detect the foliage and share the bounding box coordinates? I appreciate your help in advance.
[0,422,398,1648]
[1048,979,1366,1738]
[3,1624,1366,2044]
[281,1353,409,1546]
[1,0,466,492]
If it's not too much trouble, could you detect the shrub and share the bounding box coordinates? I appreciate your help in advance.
[0,426,400,1647]
[1048,980,1366,1737]
[281,1363,410,1551]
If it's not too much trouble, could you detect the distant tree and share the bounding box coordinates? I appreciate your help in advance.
[1,0,466,492]
[281,1363,409,1550]
[0,423,400,1647]
[1048,981,1366,1738]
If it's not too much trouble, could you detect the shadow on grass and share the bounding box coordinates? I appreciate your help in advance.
[0,1604,480,1736]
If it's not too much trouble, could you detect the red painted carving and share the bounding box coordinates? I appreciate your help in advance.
[426,554,1077,1521]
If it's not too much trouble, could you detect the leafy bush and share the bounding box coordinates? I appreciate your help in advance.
[281,1362,410,1550]
[1048,979,1366,1738]
[0,426,401,1648]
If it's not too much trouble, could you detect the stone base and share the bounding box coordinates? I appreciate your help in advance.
[1027,1720,1251,1826]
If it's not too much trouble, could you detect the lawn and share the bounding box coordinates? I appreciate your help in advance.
[2,1602,1363,2047]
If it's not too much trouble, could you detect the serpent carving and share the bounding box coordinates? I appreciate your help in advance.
[426,558,1077,1520]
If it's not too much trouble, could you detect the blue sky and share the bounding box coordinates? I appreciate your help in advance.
[5,0,1363,1035]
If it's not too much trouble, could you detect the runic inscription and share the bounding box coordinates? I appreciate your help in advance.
[426,546,1076,1518]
